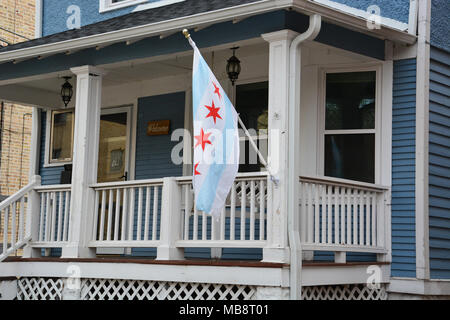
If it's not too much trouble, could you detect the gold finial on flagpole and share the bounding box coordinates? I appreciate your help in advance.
[182,29,191,39]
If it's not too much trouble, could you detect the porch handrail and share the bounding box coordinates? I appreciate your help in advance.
[0,180,38,212]
[300,175,388,193]
[0,176,41,262]
[176,171,269,184]
[91,178,165,190]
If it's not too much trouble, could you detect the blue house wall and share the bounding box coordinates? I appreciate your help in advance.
[40,0,411,37]
[42,0,182,36]
[392,58,417,278]
[428,47,450,279]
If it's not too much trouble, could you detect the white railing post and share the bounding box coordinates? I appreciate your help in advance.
[157,177,184,260]
[62,66,105,259]
[261,30,298,263]
[23,175,42,258]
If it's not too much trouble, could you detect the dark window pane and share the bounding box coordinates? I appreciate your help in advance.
[325,134,375,183]
[236,82,268,173]
[326,72,376,130]
[51,111,73,162]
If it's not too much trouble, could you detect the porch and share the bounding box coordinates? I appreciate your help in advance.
[0,4,404,297]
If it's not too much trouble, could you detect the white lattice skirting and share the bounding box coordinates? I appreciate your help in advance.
[302,284,388,300]
[81,279,257,300]
[13,278,387,300]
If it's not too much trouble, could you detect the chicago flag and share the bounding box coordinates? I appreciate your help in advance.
[190,40,240,217]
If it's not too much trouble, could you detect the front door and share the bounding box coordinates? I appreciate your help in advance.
[97,106,132,183]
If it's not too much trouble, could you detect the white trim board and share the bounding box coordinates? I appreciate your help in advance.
[309,0,409,32]
[388,279,450,296]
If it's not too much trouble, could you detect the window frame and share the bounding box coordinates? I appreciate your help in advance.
[317,65,382,185]
[99,0,184,13]
[45,109,75,167]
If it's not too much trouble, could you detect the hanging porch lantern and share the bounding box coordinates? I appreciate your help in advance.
[61,76,73,108]
[226,47,241,86]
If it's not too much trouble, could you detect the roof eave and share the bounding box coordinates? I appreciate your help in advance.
[0,0,416,64]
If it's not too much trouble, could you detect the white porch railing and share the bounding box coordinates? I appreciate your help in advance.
[90,179,164,248]
[299,176,389,254]
[176,172,272,248]
[1,173,389,262]
[0,177,40,262]
[32,185,72,247]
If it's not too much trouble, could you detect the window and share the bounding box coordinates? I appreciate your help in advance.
[99,0,184,13]
[323,71,377,183]
[49,110,74,164]
[235,81,269,173]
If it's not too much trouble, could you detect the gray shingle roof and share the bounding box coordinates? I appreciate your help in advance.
[0,0,261,53]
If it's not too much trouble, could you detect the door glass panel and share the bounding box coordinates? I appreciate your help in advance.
[97,112,128,183]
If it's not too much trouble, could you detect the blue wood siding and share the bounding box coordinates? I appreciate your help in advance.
[429,47,450,279]
[431,0,450,52]
[391,59,417,278]
[39,112,65,185]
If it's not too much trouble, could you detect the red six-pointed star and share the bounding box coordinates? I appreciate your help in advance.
[204,100,222,124]
[194,128,212,151]
[194,163,201,176]
[213,82,222,100]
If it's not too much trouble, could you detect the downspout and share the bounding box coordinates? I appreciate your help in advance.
[35,0,43,39]
[288,14,321,300]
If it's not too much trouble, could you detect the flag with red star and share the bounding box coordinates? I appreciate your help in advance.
[189,37,240,217]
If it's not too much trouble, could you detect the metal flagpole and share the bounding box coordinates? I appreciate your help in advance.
[182,29,279,185]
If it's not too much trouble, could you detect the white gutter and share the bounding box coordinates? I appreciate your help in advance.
[0,0,416,64]
[288,14,321,300]
[35,0,43,39]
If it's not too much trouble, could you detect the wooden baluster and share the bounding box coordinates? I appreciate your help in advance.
[50,192,57,242]
[39,193,45,242]
[106,190,114,241]
[300,182,307,243]
[63,191,70,242]
[230,182,236,241]
[259,180,265,241]
[115,189,121,241]
[121,188,128,241]
[19,197,25,242]
[327,185,332,244]
[240,181,246,241]
[353,189,358,246]
[136,187,143,241]
[128,188,135,241]
[183,185,190,241]
[346,188,351,245]
[11,203,16,248]
[340,187,345,245]
[359,191,364,246]
[334,187,339,245]
[366,191,371,246]
[321,185,326,244]
[307,183,314,244]
[144,187,150,241]
[193,203,199,241]
[57,192,63,242]
[152,186,159,241]
[3,208,8,253]
[314,184,320,244]
[250,180,256,241]
[371,193,377,246]
[44,193,51,242]
[99,190,106,242]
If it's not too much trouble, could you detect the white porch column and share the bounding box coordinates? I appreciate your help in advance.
[261,30,298,263]
[62,66,105,258]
